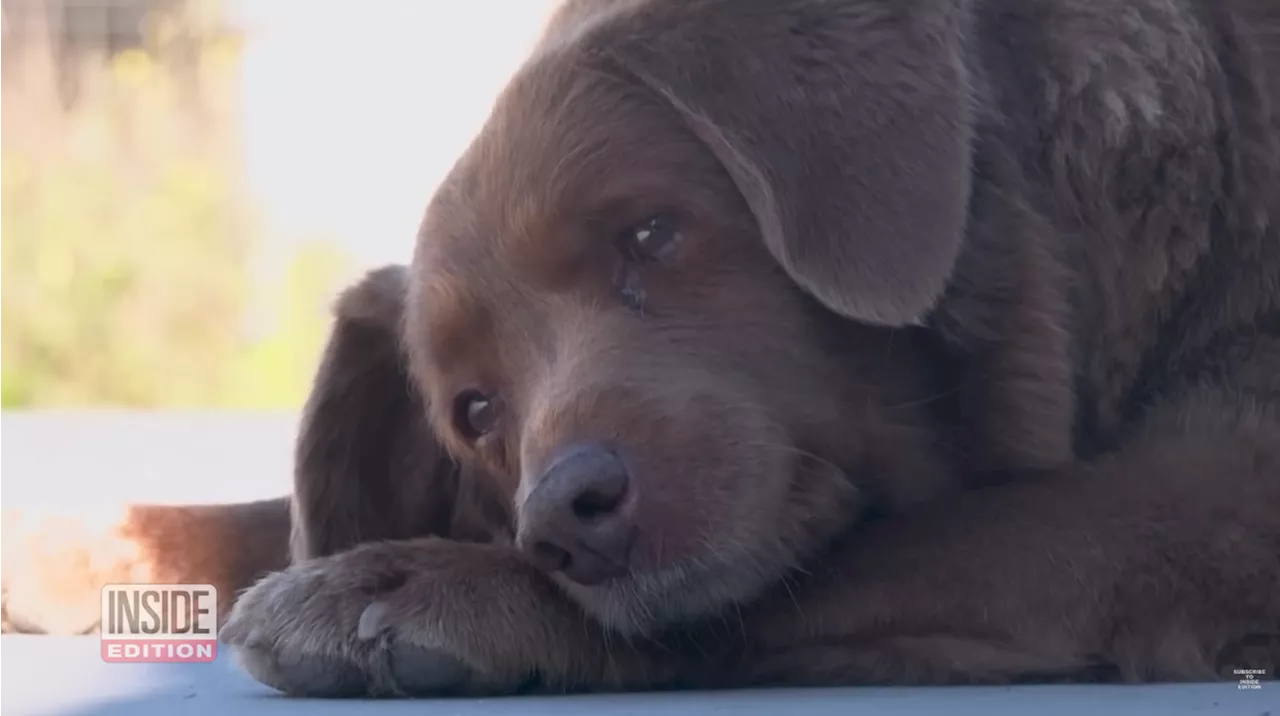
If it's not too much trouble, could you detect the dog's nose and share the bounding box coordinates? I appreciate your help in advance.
[516,444,636,585]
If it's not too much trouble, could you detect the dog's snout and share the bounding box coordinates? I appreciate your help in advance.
[516,444,636,585]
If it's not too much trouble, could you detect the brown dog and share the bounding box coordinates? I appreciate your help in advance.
[217,0,1280,696]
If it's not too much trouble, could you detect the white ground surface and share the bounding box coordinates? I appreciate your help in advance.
[2,413,1275,715]
[2,635,1271,716]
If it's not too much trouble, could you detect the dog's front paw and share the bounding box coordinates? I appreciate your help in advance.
[221,540,502,697]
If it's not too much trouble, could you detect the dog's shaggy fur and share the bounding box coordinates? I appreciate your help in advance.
[6,0,1276,696]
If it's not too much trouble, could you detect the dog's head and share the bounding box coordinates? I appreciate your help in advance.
[404,0,973,635]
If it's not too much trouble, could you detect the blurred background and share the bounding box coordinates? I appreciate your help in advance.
[1,0,560,503]
[3,0,561,409]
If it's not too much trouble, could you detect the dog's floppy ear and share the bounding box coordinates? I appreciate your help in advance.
[290,265,508,562]
[600,1,975,325]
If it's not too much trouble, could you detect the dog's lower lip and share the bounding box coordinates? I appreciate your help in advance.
[561,528,638,586]
[569,564,629,587]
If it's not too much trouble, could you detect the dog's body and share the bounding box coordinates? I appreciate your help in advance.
[5,0,1276,696]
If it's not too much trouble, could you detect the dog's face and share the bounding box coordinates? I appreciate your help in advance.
[404,0,970,635]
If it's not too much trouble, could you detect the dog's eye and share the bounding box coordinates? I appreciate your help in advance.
[618,215,680,262]
[453,390,498,440]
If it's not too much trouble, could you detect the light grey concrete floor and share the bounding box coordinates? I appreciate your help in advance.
[2,411,297,506]
[2,636,1272,716]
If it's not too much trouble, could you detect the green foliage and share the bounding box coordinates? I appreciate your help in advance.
[1,7,353,409]
[221,242,354,409]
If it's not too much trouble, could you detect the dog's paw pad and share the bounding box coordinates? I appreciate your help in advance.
[234,644,368,698]
[386,641,475,695]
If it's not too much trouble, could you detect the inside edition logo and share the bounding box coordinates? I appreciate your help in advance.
[101,584,218,663]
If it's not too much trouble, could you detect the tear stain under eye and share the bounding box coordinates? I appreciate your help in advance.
[614,263,647,315]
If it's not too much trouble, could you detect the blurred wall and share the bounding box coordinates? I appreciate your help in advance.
[232,0,559,268]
